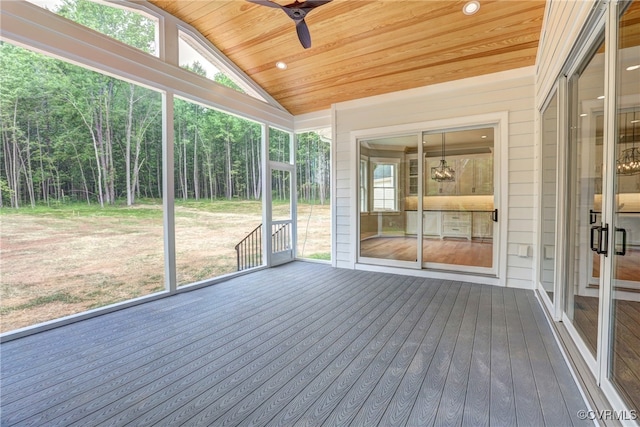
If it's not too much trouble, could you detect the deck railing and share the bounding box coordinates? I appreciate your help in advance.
[235,221,292,271]
[271,222,291,253]
[235,224,262,271]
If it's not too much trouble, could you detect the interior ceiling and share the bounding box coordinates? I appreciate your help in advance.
[149,0,547,116]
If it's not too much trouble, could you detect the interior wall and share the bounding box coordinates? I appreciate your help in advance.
[333,68,537,288]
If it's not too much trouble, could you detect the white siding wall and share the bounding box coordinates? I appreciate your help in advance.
[533,0,600,293]
[333,68,537,288]
[535,0,599,105]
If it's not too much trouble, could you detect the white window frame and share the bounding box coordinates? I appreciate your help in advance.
[370,157,400,212]
[359,156,368,212]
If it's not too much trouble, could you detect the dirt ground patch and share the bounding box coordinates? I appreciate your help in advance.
[0,203,330,333]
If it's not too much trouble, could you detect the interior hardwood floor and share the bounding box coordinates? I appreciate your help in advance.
[360,236,493,268]
[592,248,640,282]
[1,262,589,426]
[571,295,640,412]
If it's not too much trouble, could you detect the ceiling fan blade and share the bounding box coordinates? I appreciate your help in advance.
[296,19,312,49]
[248,0,330,49]
[247,0,283,9]
[298,0,332,11]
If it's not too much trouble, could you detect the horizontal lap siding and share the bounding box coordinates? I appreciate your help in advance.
[334,70,537,287]
[535,0,598,104]
[532,0,598,289]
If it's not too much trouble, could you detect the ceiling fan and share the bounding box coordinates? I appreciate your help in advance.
[247,0,332,49]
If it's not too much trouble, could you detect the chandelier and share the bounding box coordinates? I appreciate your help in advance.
[616,111,640,176]
[431,133,455,181]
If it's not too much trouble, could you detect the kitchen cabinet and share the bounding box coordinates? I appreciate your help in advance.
[407,210,493,240]
[406,211,441,237]
[442,212,472,240]
[406,211,418,234]
[472,156,494,194]
[425,154,493,196]
[408,156,419,195]
[423,211,441,236]
[472,211,493,238]
[617,174,640,193]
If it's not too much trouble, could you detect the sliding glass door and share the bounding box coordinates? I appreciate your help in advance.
[422,129,496,274]
[357,126,498,276]
[564,32,606,361]
[556,0,640,414]
[359,135,419,266]
[540,90,560,307]
[608,0,640,412]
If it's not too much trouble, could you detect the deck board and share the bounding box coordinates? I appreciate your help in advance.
[462,284,492,427]
[489,286,517,426]
[0,262,589,427]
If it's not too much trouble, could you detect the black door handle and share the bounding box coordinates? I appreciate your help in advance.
[590,224,609,255]
[615,227,627,256]
[591,225,600,252]
[492,209,498,222]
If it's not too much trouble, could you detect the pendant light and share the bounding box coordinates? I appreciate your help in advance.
[616,110,640,175]
[431,132,455,181]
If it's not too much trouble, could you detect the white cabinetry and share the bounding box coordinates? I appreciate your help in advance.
[406,211,418,234]
[407,156,419,195]
[441,212,472,240]
[425,154,493,196]
[406,211,441,237]
[472,212,493,238]
[423,211,441,236]
[407,210,493,241]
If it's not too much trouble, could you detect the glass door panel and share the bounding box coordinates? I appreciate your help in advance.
[359,136,418,264]
[565,34,606,359]
[540,91,559,303]
[609,0,640,411]
[422,129,495,271]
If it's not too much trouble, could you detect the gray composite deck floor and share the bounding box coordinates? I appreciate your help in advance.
[0,262,591,426]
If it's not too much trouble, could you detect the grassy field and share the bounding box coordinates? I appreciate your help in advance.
[0,200,330,333]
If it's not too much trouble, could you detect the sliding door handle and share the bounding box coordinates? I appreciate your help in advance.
[590,225,600,252]
[599,224,609,256]
[590,224,609,255]
[615,227,627,256]
[492,209,498,222]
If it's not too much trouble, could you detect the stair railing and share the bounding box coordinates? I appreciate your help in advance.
[235,224,262,271]
[235,221,293,271]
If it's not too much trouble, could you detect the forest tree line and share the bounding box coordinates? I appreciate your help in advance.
[0,0,330,209]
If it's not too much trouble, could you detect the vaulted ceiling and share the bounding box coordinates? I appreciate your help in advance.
[149,0,547,116]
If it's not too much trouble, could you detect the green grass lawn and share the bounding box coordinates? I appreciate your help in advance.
[0,198,330,333]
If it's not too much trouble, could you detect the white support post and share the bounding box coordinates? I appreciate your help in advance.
[290,131,297,259]
[262,124,272,267]
[163,91,177,293]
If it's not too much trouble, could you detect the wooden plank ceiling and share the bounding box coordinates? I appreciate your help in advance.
[149,0,546,115]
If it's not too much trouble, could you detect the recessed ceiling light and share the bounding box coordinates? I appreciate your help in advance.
[626,64,640,71]
[580,113,588,117]
[481,135,487,139]
[597,95,605,100]
[275,61,287,70]
[463,1,480,15]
